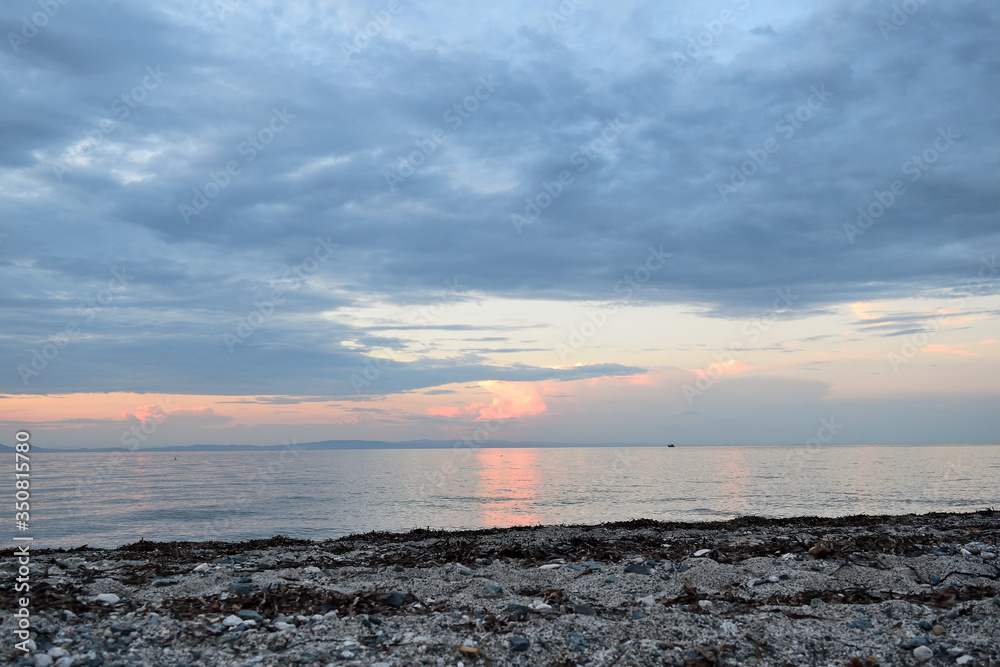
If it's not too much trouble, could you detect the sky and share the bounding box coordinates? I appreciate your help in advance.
[1,0,998,449]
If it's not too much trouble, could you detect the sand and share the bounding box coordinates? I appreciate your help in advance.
[2,510,999,666]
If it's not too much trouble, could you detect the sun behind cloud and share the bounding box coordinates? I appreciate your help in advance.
[428,381,546,421]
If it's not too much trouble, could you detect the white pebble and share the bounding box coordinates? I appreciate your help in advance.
[222,615,243,627]
[303,566,322,574]
[47,648,69,658]
[242,619,257,627]
[693,549,711,557]
[913,645,933,662]
[637,595,655,606]
[34,656,54,667]
[274,621,295,631]
[193,563,210,572]
[956,656,973,665]
[698,600,713,608]
[538,563,562,570]
[95,593,119,605]
[721,620,738,636]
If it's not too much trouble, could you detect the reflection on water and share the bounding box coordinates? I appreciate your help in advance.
[31,444,1000,548]
[477,448,540,527]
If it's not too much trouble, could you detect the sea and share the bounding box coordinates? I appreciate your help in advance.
[28,444,1000,549]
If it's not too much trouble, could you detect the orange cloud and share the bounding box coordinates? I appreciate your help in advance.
[850,302,878,320]
[427,381,547,421]
[919,344,979,357]
[688,359,755,378]
[121,404,231,425]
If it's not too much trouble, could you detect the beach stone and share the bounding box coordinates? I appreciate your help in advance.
[913,645,933,662]
[968,613,984,622]
[274,621,295,631]
[624,564,651,575]
[509,636,530,652]
[238,610,263,623]
[582,561,603,570]
[484,583,503,596]
[47,648,69,659]
[383,590,407,607]
[228,583,253,595]
[34,656,54,667]
[193,563,210,573]
[458,567,477,576]
[568,632,589,647]
[631,609,645,620]
[847,617,873,630]
[505,604,532,621]
[604,574,618,583]
[222,615,243,627]
[902,636,929,649]
[956,656,974,665]
[95,594,119,605]
[810,598,825,607]
[573,604,597,616]
[567,563,587,572]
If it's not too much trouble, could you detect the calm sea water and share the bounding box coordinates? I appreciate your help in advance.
[29,444,1000,549]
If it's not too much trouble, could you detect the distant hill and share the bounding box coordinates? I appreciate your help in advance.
[10,439,664,453]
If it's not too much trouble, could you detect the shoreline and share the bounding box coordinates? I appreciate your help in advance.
[3,511,998,665]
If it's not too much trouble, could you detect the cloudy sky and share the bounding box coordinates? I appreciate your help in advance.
[2,0,998,449]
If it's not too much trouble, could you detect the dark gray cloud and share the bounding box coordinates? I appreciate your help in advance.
[2,0,998,395]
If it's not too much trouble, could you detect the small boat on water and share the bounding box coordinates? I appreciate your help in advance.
[667,443,676,448]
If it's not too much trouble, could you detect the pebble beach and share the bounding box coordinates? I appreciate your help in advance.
[3,511,999,666]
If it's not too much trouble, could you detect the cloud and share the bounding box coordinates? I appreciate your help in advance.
[429,380,547,421]
[1,0,998,400]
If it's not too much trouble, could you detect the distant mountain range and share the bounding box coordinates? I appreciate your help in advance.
[0,439,666,453]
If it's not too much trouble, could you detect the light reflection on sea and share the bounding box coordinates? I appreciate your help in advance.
[30,444,1000,548]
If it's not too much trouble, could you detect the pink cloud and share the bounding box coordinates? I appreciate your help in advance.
[427,381,547,421]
